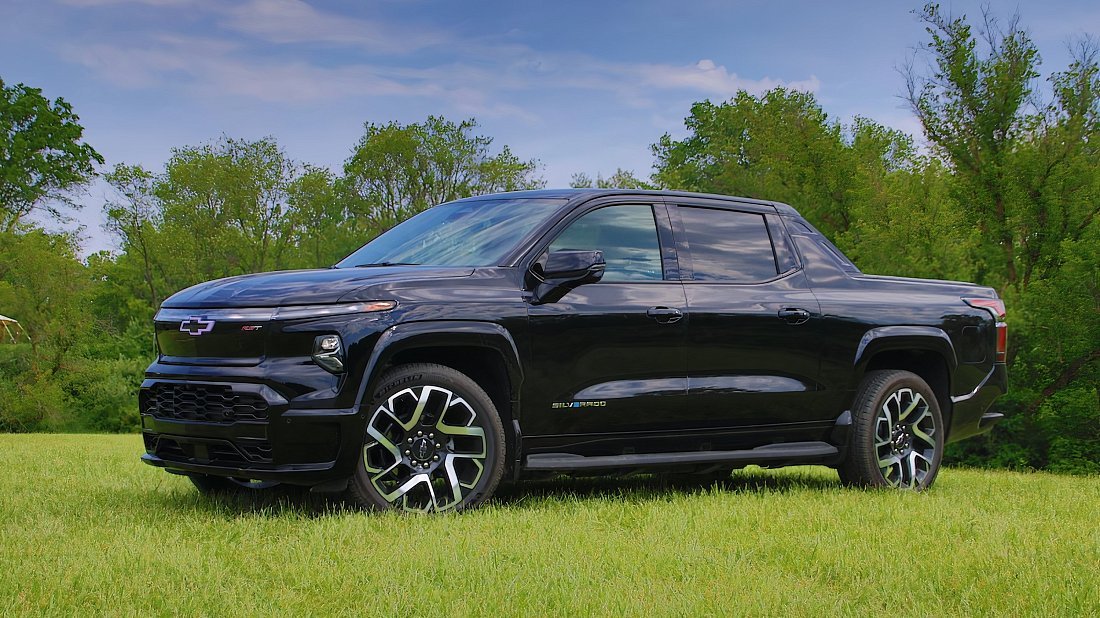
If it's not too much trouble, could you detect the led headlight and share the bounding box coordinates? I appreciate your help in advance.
[312,334,345,373]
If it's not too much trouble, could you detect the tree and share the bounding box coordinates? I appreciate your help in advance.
[284,166,348,268]
[100,136,314,327]
[652,89,860,238]
[104,164,161,308]
[341,116,543,231]
[906,3,1100,472]
[569,168,656,190]
[0,78,103,231]
[157,136,299,276]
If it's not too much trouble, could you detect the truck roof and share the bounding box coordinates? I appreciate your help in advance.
[454,188,801,216]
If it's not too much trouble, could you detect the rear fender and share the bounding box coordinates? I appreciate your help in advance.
[852,325,957,393]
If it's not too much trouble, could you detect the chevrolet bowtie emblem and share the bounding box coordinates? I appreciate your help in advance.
[180,316,215,336]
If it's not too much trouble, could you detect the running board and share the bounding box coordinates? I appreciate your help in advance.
[524,441,839,471]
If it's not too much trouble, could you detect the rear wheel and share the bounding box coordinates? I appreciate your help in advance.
[347,363,506,513]
[839,370,944,490]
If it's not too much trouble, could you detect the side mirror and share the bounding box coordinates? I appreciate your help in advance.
[528,250,606,304]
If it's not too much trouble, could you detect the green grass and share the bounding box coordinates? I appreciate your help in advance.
[1,435,1097,617]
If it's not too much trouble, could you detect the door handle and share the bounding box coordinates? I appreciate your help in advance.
[778,307,811,325]
[647,306,684,324]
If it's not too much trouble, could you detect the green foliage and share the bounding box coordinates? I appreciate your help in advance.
[154,136,302,279]
[341,116,543,231]
[57,356,146,432]
[0,228,96,375]
[569,168,656,190]
[904,4,1100,472]
[0,78,103,230]
[653,89,857,237]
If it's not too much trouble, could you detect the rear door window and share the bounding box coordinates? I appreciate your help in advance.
[677,207,779,282]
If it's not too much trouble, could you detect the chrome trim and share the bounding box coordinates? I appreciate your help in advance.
[156,307,275,322]
[155,301,396,323]
[950,365,997,404]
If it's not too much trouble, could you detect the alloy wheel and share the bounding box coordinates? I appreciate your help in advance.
[361,384,488,512]
[873,387,938,489]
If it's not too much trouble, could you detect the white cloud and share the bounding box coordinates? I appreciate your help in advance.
[216,0,450,54]
[64,35,433,102]
[57,2,820,118]
[632,59,821,98]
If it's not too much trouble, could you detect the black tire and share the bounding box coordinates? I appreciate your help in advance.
[838,370,944,490]
[347,363,507,513]
[188,475,282,495]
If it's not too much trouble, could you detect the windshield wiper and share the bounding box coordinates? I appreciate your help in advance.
[353,261,420,267]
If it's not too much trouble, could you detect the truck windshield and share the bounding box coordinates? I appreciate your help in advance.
[336,198,566,268]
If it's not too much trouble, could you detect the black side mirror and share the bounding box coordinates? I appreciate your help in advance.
[528,250,606,304]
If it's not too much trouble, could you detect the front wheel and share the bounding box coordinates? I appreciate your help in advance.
[839,370,944,490]
[347,363,506,513]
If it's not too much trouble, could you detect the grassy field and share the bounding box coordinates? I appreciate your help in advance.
[1,434,1097,617]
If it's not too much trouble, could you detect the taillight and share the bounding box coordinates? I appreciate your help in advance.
[964,298,1007,363]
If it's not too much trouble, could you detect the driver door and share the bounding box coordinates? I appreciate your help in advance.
[524,202,689,443]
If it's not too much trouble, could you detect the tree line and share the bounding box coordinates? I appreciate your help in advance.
[0,4,1096,473]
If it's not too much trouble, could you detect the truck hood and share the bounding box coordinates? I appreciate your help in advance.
[161,266,475,309]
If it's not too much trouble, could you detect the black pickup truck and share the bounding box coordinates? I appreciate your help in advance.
[140,189,1007,512]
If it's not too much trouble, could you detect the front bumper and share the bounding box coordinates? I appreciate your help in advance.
[139,378,365,486]
[947,363,1008,443]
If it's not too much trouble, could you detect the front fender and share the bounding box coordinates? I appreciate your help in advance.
[353,320,524,409]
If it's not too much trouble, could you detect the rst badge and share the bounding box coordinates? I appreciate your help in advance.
[179,316,215,336]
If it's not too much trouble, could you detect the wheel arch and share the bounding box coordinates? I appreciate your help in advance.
[853,326,957,433]
[355,321,524,473]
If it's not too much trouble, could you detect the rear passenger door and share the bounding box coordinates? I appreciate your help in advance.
[671,202,830,431]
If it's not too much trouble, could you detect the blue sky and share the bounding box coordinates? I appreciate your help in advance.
[2,0,1097,254]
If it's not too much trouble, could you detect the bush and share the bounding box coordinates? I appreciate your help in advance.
[1038,388,1100,475]
[0,348,146,433]
[59,357,147,432]
[0,370,68,432]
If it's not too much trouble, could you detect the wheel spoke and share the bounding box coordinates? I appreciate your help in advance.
[377,472,427,503]
[908,405,931,428]
[363,429,401,476]
[879,453,903,486]
[875,413,893,449]
[897,390,922,422]
[878,401,896,435]
[912,424,936,449]
[903,451,922,488]
[910,450,932,476]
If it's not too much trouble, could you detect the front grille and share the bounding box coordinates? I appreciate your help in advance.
[142,383,269,423]
[145,434,274,465]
